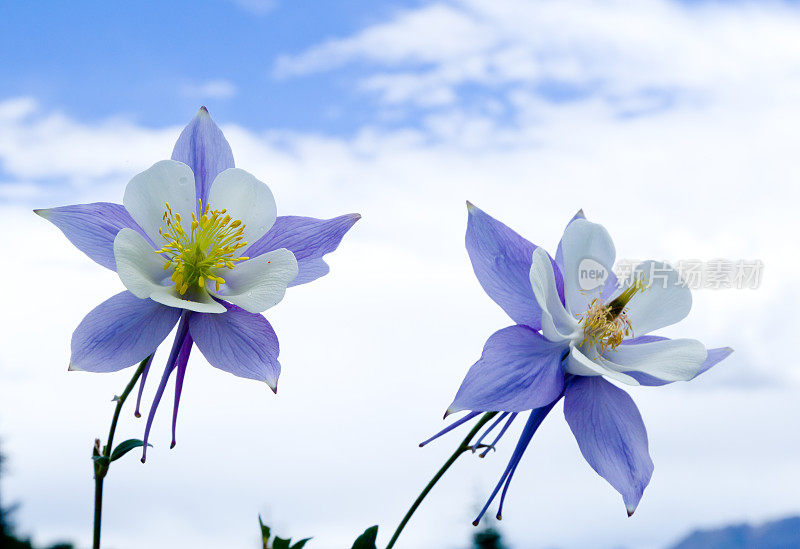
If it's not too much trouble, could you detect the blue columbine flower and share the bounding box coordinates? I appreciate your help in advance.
[425,203,731,522]
[36,108,360,460]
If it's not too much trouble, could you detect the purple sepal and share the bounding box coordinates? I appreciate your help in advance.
[465,203,563,330]
[171,107,235,206]
[447,325,566,414]
[70,292,181,373]
[189,302,281,391]
[564,376,653,516]
[35,203,149,271]
[245,214,361,287]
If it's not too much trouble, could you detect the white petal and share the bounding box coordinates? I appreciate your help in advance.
[625,261,692,336]
[207,168,277,250]
[211,248,298,314]
[113,228,169,299]
[149,287,226,314]
[603,338,707,382]
[566,345,639,385]
[559,219,616,316]
[114,229,226,314]
[123,160,197,244]
[529,248,577,342]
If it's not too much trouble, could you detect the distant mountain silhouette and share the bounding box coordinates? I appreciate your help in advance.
[668,516,800,549]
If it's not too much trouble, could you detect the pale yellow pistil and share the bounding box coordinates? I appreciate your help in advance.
[154,200,249,295]
[577,277,647,354]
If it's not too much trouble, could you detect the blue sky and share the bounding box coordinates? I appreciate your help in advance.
[0,0,730,136]
[1,1,800,548]
[0,0,424,133]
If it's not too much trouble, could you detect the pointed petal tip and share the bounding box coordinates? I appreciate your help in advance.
[33,208,47,218]
[627,509,635,517]
[67,362,83,372]
[267,380,278,394]
[466,200,477,212]
[199,105,209,114]
[626,503,637,517]
[576,208,585,217]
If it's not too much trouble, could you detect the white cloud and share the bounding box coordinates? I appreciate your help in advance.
[275,0,800,113]
[181,79,238,100]
[0,100,175,186]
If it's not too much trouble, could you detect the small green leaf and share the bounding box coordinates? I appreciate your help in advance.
[291,538,312,549]
[258,515,271,548]
[351,526,378,549]
[109,439,150,462]
[273,537,291,549]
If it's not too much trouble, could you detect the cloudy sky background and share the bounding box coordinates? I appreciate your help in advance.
[1,1,799,548]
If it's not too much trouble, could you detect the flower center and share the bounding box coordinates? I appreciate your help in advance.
[577,276,647,353]
[155,200,249,295]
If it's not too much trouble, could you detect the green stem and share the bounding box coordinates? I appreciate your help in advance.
[385,412,497,549]
[92,356,150,549]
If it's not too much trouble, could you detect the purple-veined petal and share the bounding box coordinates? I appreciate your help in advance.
[601,338,707,383]
[530,248,578,342]
[171,106,235,206]
[559,218,616,316]
[465,202,563,330]
[189,302,281,391]
[554,209,586,275]
[621,336,733,386]
[122,160,197,243]
[447,325,566,415]
[142,313,190,462]
[207,168,277,247]
[34,203,149,271]
[565,345,639,385]
[554,210,618,302]
[625,261,692,336]
[210,248,298,314]
[113,228,170,299]
[170,334,193,449]
[564,376,654,516]
[245,214,361,286]
[70,292,181,373]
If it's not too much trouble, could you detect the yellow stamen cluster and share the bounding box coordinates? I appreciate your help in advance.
[578,277,648,354]
[578,299,633,354]
[155,200,249,295]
